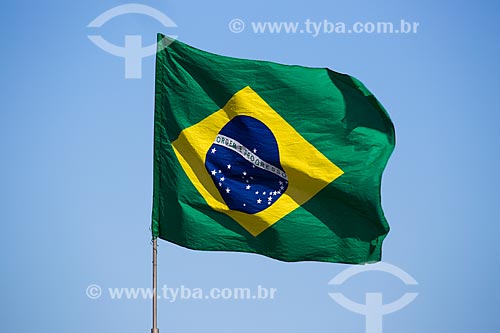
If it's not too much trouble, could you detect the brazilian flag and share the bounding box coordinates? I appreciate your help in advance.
[152,34,395,264]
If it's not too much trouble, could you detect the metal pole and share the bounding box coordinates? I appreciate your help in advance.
[152,238,159,333]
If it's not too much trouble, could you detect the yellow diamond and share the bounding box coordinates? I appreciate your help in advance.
[172,86,343,236]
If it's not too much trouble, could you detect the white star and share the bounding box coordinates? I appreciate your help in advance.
[257,198,262,204]
[246,185,251,190]
[220,177,225,182]
[279,181,283,185]
[211,147,217,154]
[226,188,231,193]
[253,148,257,153]
[211,170,217,176]
[273,191,277,196]
[250,176,254,180]
[277,190,281,194]
[218,170,221,173]
[268,201,271,205]
[218,182,222,187]
[255,191,259,194]
[280,186,284,190]
[263,192,266,195]
[268,196,272,201]
[252,165,256,168]
[243,171,247,176]
[243,203,246,207]
[246,180,249,183]
[227,164,231,169]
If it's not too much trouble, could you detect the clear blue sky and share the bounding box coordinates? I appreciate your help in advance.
[1,0,499,332]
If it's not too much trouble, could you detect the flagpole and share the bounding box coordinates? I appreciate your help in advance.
[152,238,159,333]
